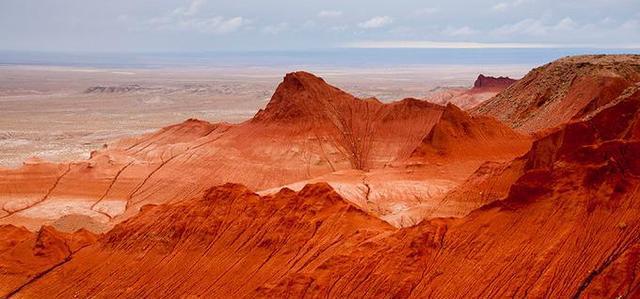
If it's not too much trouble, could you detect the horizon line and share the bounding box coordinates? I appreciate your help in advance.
[343,40,640,50]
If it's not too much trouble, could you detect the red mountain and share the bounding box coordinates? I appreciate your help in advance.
[473,54,640,133]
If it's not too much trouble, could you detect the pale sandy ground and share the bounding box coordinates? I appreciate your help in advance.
[0,64,530,167]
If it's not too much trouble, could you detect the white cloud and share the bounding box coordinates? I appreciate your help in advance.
[344,40,559,48]
[148,15,249,34]
[621,19,639,30]
[178,16,248,34]
[492,0,530,12]
[318,10,343,18]
[442,26,477,36]
[491,17,577,36]
[358,16,393,29]
[492,3,509,12]
[263,22,289,34]
[554,17,577,30]
[144,1,248,35]
[343,40,640,49]
[172,0,207,17]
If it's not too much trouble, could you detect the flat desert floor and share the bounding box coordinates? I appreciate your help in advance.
[0,64,529,167]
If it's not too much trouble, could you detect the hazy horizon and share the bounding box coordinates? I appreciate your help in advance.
[2,48,639,69]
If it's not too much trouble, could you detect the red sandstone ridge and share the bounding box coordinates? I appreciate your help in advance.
[424,74,516,110]
[473,54,640,133]
[0,71,448,231]
[253,71,363,122]
[255,77,640,299]
[4,84,639,297]
[0,225,96,296]
[3,183,392,297]
[473,74,517,90]
[411,103,531,160]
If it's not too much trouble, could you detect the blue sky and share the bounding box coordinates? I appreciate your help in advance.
[1,0,638,52]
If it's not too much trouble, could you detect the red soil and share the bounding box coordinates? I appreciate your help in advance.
[256,80,640,298]
[0,225,96,296]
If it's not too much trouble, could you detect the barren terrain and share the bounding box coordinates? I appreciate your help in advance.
[3,54,640,298]
[0,64,528,167]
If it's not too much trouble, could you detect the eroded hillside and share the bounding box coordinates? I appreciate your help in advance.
[2,55,639,298]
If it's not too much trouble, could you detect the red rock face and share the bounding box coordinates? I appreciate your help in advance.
[6,184,393,297]
[422,74,516,110]
[411,103,530,160]
[473,74,517,90]
[473,55,640,133]
[0,225,96,296]
[2,55,640,298]
[255,82,640,298]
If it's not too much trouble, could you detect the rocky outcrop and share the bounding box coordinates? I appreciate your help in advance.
[424,74,516,110]
[473,74,517,89]
[84,84,146,93]
[473,54,640,133]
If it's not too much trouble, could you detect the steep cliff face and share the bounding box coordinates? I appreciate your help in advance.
[423,74,517,110]
[473,55,640,133]
[473,74,517,89]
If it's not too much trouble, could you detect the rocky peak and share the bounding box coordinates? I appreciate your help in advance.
[473,74,517,89]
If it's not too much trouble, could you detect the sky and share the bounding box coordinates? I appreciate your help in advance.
[0,0,639,52]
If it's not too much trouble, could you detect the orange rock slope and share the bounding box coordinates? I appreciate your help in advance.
[3,81,639,298]
[473,54,640,133]
[0,71,527,231]
[256,79,640,298]
[4,184,393,298]
[3,54,640,298]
